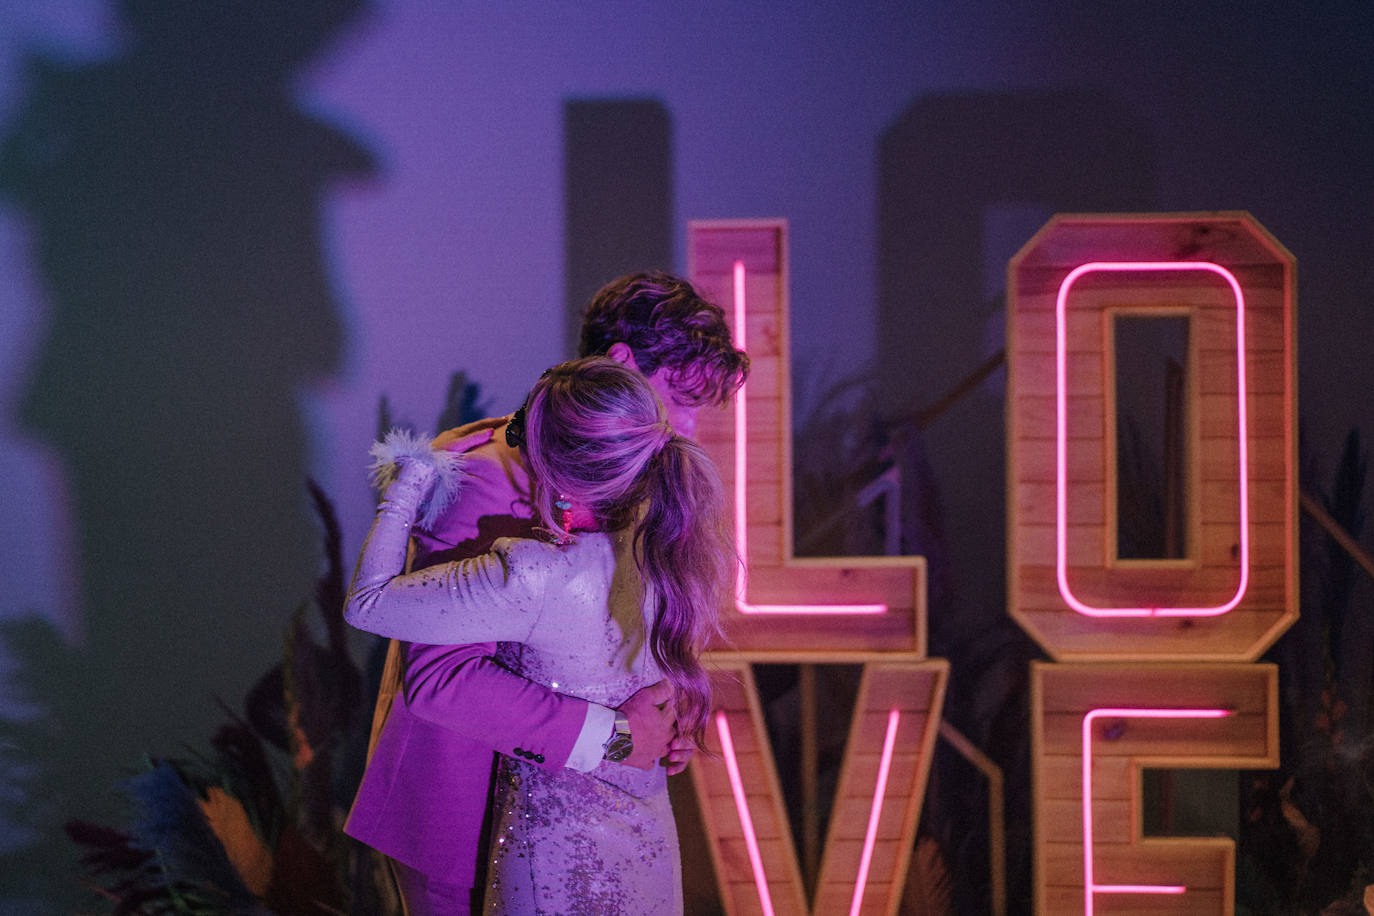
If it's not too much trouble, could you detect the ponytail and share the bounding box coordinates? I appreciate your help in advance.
[632,435,734,749]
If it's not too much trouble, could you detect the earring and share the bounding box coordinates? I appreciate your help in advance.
[553,497,574,544]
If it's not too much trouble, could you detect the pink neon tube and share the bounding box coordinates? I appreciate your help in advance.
[717,706,902,914]
[1055,262,1249,616]
[1080,707,1232,915]
[715,711,775,916]
[730,260,885,615]
[849,709,902,916]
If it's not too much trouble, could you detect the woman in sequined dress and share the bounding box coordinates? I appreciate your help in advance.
[345,357,733,915]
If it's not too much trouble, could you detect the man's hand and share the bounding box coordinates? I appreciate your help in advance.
[616,680,675,770]
[663,734,696,776]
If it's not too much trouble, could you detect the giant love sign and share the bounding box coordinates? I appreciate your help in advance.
[1008,214,1296,913]
[678,213,1294,914]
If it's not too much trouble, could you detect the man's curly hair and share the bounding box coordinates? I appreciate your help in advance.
[578,271,749,406]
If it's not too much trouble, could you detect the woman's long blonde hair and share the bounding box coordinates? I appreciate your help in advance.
[522,357,733,747]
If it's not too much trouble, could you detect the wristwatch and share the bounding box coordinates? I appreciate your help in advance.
[602,710,633,762]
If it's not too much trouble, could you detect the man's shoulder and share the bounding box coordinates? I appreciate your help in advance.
[435,417,523,480]
[411,417,531,559]
[433,416,508,457]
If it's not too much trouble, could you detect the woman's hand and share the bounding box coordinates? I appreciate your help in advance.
[662,735,696,776]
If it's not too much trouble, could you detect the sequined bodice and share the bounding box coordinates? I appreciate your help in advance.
[491,531,662,709]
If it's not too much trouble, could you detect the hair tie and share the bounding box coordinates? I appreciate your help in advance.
[654,423,674,454]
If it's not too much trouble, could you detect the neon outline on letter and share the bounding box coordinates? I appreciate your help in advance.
[849,709,902,916]
[716,705,903,914]
[1081,707,1232,915]
[731,260,885,615]
[716,711,775,916]
[1056,262,1249,616]
[716,257,901,913]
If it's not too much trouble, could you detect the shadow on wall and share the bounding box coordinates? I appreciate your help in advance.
[876,89,1156,915]
[562,98,673,354]
[0,0,374,907]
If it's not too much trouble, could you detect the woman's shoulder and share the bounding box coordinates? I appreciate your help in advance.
[488,532,613,566]
[490,533,617,586]
[464,538,613,633]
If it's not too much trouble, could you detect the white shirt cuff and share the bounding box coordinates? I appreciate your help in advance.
[566,703,615,772]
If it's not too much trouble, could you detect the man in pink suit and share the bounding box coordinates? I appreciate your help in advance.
[345,272,749,914]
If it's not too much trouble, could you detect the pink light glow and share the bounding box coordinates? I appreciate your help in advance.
[730,259,886,615]
[1055,261,1250,617]
[849,709,902,916]
[1080,707,1233,915]
[716,711,775,916]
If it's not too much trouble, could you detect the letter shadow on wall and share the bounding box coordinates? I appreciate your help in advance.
[563,99,672,351]
[0,0,374,906]
[876,89,1156,916]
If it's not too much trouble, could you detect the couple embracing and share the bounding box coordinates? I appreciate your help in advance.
[343,272,749,915]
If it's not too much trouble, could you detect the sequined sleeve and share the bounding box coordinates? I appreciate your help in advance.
[344,459,559,644]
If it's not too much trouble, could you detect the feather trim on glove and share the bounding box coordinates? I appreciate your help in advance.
[368,428,467,529]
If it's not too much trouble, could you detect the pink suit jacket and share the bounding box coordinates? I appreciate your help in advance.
[344,425,592,888]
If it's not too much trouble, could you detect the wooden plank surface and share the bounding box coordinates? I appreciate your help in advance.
[1007,213,1296,662]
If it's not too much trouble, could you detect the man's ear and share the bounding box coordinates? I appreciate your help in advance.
[606,342,640,372]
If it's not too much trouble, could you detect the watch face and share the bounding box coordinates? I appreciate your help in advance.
[604,734,633,762]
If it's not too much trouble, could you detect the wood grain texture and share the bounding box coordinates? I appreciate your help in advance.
[1006,213,1297,661]
[689,220,926,652]
[690,657,949,916]
[1031,662,1278,915]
